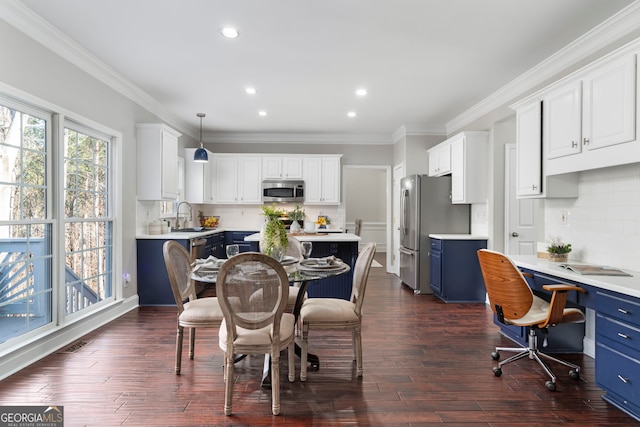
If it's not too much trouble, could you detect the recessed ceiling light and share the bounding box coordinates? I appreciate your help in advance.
[245,87,257,95]
[220,27,239,38]
[347,111,357,118]
[258,111,267,116]
[355,88,367,96]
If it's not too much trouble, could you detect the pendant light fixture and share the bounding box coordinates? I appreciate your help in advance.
[193,113,208,163]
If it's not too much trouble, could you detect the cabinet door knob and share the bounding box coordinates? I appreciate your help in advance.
[511,232,519,237]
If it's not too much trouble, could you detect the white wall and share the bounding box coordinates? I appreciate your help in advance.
[545,163,640,271]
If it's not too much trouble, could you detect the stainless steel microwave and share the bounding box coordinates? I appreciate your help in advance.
[262,180,305,203]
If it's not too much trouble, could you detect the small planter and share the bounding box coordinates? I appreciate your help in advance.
[549,253,568,262]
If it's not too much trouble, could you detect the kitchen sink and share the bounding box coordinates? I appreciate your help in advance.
[171,227,204,232]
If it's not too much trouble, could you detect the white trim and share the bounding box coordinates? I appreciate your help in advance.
[206,132,393,145]
[0,296,138,381]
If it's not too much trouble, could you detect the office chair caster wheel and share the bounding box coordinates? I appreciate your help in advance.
[545,381,556,391]
[491,351,500,360]
[569,369,580,380]
[493,367,502,377]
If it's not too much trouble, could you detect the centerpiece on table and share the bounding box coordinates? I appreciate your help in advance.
[315,215,330,229]
[547,237,571,262]
[288,204,305,234]
[260,204,289,259]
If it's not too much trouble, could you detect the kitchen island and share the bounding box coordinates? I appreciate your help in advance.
[245,232,361,300]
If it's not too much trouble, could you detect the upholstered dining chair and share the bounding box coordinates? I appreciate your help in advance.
[216,252,296,416]
[285,236,306,311]
[299,242,376,381]
[162,240,224,375]
[354,219,363,236]
[477,249,586,391]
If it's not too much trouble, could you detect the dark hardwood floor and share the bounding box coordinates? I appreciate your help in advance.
[1,253,636,426]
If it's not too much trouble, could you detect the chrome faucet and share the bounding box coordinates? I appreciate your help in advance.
[175,201,193,230]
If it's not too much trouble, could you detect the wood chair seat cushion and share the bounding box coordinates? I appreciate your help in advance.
[505,294,585,327]
[179,297,224,328]
[300,298,358,324]
[219,312,295,350]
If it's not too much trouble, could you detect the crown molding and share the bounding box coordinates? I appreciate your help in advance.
[0,0,196,139]
[206,132,393,145]
[391,124,447,143]
[446,0,640,134]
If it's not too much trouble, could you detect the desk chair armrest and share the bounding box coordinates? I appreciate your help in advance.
[541,284,585,327]
[542,284,586,293]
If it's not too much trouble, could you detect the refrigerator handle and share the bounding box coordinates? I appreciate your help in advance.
[399,247,414,255]
[400,189,408,235]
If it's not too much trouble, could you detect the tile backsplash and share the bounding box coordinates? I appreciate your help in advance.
[545,163,640,271]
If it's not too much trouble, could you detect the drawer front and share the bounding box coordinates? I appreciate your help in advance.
[596,342,640,404]
[597,313,640,354]
[430,238,442,251]
[597,290,640,328]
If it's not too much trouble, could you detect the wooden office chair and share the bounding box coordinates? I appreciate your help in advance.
[300,242,376,381]
[216,252,295,416]
[162,240,223,375]
[477,249,586,391]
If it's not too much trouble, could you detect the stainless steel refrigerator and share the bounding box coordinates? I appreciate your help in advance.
[399,174,470,294]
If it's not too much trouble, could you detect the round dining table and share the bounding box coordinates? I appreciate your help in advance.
[191,255,351,386]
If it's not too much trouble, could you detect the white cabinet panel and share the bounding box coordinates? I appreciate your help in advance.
[544,81,582,160]
[516,101,543,197]
[303,156,341,204]
[213,155,262,204]
[185,148,214,203]
[262,156,303,179]
[449,132,487,204]
[427,143,451,177]
[136,123,181,201]
[238,156,263,203]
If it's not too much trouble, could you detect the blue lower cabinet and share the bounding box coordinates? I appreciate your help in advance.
[137,238,189,305]
[224,231,259,253]
[305,241,358,301]
[429,238,487,303]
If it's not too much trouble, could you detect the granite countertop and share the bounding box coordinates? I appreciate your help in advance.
[136,228,226,240]
[244,232,361,243]
[511,255,640,299]
[429,234,488,240]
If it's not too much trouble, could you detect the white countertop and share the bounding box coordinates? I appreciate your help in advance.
[511,255,640,299]
[244,232,361,243]
[429,234,488,240]
[137,228,225,240]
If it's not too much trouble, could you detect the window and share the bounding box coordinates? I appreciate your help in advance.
[0,97,116,345]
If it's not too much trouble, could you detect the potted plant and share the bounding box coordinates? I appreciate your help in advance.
[288,204,305,234]
[547,237,572,262]
[260,204,288,259]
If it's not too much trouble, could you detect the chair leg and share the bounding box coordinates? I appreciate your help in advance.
[175,325,184,375]
[271,350,281,415]
[224,353,234,416]
[189,328,195,359]
[300,323,309,382]
[354,327,363,377]
[288,342,295,383]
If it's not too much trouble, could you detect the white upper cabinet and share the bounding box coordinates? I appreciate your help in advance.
[544,53,638,175]
[213,155,262,204]
[262,156,303,180]
[135,123,181,200]
[514,101,578,199]
[449,132,488,204]
[303,156,341,204]
[184,148,214,204]
[427,143,452,177]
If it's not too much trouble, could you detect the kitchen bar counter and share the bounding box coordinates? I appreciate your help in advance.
[511,255,640,299]
[429,233,488,240]
[137,228,238,240]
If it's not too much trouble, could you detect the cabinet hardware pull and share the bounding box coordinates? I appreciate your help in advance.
[571,141,578,148]
[511,232,519,237]
[618,332,630,339]
[583,137,589,145]
[531,185,537,191]
[618,374,630,384]
[618,308,630,315]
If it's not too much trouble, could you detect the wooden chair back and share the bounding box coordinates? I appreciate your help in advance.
[163,240,197,314]
[351,242,377,316]
[477,249,534,322]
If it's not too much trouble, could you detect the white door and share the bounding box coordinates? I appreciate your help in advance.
[392,164,404,275]
[505,144,541,255]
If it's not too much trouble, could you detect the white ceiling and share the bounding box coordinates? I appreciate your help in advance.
[14,0,638,141]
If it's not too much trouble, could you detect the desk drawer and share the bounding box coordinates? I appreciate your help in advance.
[596,342,640,407]
[597,290,640,328]
[597,313,640,355]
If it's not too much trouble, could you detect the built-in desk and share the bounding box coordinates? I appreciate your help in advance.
[510,256,640,422]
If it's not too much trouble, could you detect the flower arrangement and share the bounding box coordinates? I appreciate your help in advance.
[315,215,330,228]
